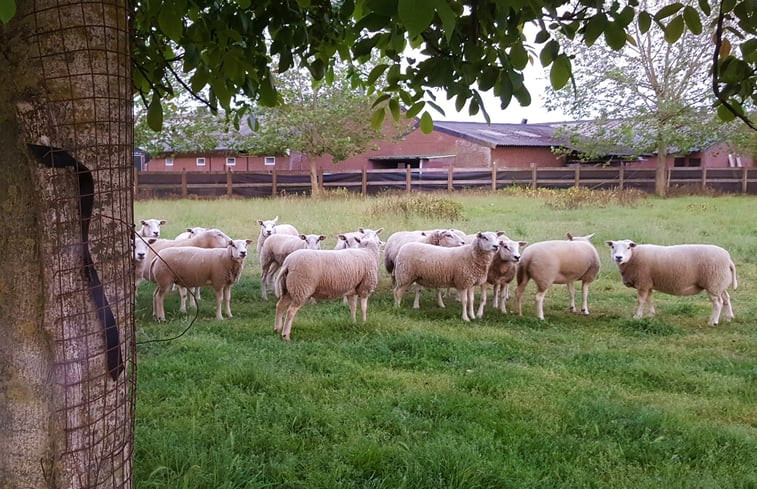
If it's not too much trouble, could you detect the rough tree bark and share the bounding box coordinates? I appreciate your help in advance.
[0,2,134,488]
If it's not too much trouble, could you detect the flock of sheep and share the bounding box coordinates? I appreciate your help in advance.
[133,215,738,341]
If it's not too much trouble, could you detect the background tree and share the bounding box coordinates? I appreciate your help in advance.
[544,0,746,196]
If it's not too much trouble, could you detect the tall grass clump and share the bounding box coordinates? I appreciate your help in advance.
[503,186,647,209]
[367,192,465,221]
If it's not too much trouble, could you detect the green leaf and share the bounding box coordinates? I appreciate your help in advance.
[654,2,683,20]
[236,0,251,8]
[419,111,434,134]
[398,0,435,38]
[549,54,572,90]
[405,101,425,119]
[638,11,652,34]
[540,40,559,67]
[371,93,391,109]
[258,75,277,107]
[664,15,685,43]
[584,13,607,46]
[682,6,702,35]
[0,0,16,24]
[510,43,528,70]
[716,103,737,121]
[604,22,627,50]
[367,64,388,85]
[434,0,457,43]
[698,0,711,16]
[147,95,164,132]
[479,67,499,91]
[389,98,401,120]
[535,30,551,44]
[371,107,386,129]
[158,4,184,42]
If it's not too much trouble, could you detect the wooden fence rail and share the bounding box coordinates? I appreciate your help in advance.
[135,165,757,199]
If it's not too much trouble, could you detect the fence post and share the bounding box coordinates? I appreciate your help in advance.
[531,163,537,189]
[272,169,277,197]
[574,164,580,188]
[406,165,412,193]
[491,164,497,191]
[448,166,453,191]
[362,168,367,196]
[319,168,324,193]
[701,167,708,189]
[619,163,624,190]
[742,166,748,194]
[181,170,187,198]
[134,168,139,196]
[226,170,233,197]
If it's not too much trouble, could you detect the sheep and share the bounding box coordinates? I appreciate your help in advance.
[334,227,384,250]
[150,239,252,321]
[256,216,299,256]
[393,231,501,322]
[174,226,208,241]
[514,233,600,320]
[605,240,738,325]
[273,235,382,341]
[139,218,166,238]
[383,229,466,308]
[133,234,156,290]
[140,228,232,279]
[259,233,326,300]
[476,235,527,317]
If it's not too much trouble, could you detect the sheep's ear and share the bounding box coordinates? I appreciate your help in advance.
[496,231,505,236]
[273,216,279,223]
[358,227,365,233]
[567,233,575,240]
[140,220,147,226]
[257,219,263,225]
[629,241,637,248]
[375,228,383,235]
[420,231,427,236]
[148,238,157,244]
[299,234,306,240]
[605,240,614,247]
[337,234,347,241]
[519,241,528,247]
[186,227,193,232]
[585,233,595,240]
[354,237,362,244]
[227,239,234,246]
[477,232,484,238]
[245,239,253,245]
[160,220,167,225]
[318,235,326,241]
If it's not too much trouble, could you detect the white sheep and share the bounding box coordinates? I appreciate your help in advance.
[393,231,501,322]
[334,227,385,250]
[259,233,326,300]
[605,240,738,325]
[256,216,299,256]
[133,234,156,290]
[140,228,232,279]
[514,233,600,320]
[174,226,208,240]
[150,239,252,321]
[274,235,382,341]
[139,218,166,238]
[477,235,527,317]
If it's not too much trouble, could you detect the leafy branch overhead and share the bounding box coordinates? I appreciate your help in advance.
[131,0,755,133]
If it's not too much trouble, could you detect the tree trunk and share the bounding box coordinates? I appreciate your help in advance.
[0,2,134,488]
[308,155,321,196]
[655,141,669,197]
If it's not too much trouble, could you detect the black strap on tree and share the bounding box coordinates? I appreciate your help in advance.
[27,144,124,380]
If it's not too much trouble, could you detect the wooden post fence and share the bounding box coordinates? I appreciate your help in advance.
[448,166,453,191]
[362,168,367,196]
[491,165,497,191]
[406,165,412,193]
[181,170,187,198]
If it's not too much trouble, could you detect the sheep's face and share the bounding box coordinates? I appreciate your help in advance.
[497,238,527,262]
[439,230,466,248]
[336,232,362,249]
[475,232,500,252]
[140,218,165,238]
[229,239,252,260]
[302,234,325,250]
[188,226,207,237]
[132,236,156,261]
[606,240,636,265]
[359,227,384,246]
[259,217,279,237]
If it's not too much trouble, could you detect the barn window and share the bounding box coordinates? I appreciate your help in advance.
[264,156,276,166]
[196,157,206,166]
[165,157,174,167]
[226,157,236,166]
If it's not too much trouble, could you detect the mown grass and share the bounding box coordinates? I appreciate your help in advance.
[134,191,757,489]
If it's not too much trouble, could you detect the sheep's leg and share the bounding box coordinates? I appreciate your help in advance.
[178,286,188,314]
[707,291,724,326]
[566,282,577,313]
[721,291,734,321]
[412,284,422,309]
[360,296,369,323]
[347,294,358,322]
[492,284,500,309]
[281,304,303,341]
[260,273,269,301]
[534,287,547,320]
[459,287,471,322]
[580,281,590,315]
[195,286,202,301]
[515,279,529,316]
[153,285,168,321]
[635,289,652,319]
[436,289,446,308]
[214,287,224,321]
[499,284,509,313]
[476,284,487,318]
[274,295,292,332]
[393,284,410,308]
[223,285,233,318]
[468,287,476,319]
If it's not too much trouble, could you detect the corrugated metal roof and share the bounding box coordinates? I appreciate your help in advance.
[433,121,567,148]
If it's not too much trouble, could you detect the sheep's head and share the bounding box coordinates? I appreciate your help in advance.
[475,232,500,252]
[139,218,166,238]
[606,240,636,265]
[228,239,252,260]
[301,234,326,250]
[438,229,465,248]
[132,236,157,261]
[258,216,279,237]
[497,237,527,262]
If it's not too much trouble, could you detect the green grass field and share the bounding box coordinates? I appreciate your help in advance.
[134,190,756,489]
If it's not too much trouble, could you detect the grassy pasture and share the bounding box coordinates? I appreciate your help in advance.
[134,190,756,489]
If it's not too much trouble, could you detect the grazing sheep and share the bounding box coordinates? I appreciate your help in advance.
[515,233,601,320]
[259,233,326,300]
[256,216,299,256]
[274,235,382,341]
[150,239,252,321]
[605,240,738,325]
[175,226,208,241]
[477,235,528,317]
[139,218,166,238]
[393,231,501,322]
